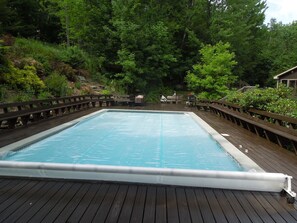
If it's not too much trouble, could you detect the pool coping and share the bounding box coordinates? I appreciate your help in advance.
[0,109,293,193]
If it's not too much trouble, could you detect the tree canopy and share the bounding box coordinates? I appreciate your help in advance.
[1,0,297,98]
[186,42,237,99]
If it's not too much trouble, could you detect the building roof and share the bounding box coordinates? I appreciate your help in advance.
[274,65,297,79]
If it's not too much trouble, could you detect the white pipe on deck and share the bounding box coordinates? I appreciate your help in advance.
[0,161,294,196]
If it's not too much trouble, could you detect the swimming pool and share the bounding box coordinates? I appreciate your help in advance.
[2,110,242,171]
[0,109,294,194]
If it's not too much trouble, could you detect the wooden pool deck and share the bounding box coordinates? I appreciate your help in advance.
[0,104,297,222]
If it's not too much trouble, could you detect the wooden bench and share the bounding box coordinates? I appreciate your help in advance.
[209,103,297,154]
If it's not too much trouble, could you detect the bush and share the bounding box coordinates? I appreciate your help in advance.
[37,91,53,100]
[9,38,60,72]
[60,46,87,69]
[266,99,297,118]
[225,85,297,118]
[44,72,70,97]
[2,64,45,93]
[11,90,35,102]
[74,82,82,89]
[0,85,9,102]
[226,85,294,109]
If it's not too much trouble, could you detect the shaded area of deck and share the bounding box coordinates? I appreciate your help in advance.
[0,178,296,222]
[1,104,297,222]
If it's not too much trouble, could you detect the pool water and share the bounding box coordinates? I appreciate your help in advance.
[3,111,243,171]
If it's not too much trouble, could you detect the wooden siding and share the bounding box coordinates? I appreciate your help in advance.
[278,70,297,80]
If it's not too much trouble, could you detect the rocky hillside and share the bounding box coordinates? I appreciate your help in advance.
[0,36,108,103]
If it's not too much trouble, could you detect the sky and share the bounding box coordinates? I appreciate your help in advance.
[265,0,297,24]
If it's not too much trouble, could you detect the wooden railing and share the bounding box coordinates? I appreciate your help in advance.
[204,100,297,154]
[211,100,297,130]
[0,94,113,129]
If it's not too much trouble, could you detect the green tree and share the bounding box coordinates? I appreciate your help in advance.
[111,0,177,93]
[186,42,237,99]
[209,0,267,83]
[1,0,62,43]
[262,20,297,84]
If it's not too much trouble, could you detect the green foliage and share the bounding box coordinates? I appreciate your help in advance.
[186,42,237,100]
[263,21,297,83]
[9,38,101,78]
[37,91,53,100]
[4,0,294,99]
[1,0,62,43]
[11,90,35,102]
[10,38,61,72]
[266,99,297,118]
[2,64,45,93]
[60,46,86,68]
[225,85,297,118]
[0,40,9,73]
[74,82,81,89]
[210,0,266,83]
[100,89,111,95]
[44,72,70,97]
[0,85,9,102]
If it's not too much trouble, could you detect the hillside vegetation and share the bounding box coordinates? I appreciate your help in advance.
[1,1,297,103]
[0,37,107,102]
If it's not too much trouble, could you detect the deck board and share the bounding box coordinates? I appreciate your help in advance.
[204,189,228,223]
[54,183,90,223]
[166,187,180,223]
[0,181,44,222]
[213,189,240,223]
[41,183,82,223]
[223,190,252,223]
[27,182,73,222]
[143,186,157,223]
[184,188,204,223]
[117,185,137,223]
[0,104,297,222]
[194,188,216,223]
[176,188,191,223]
[66,183,101,222]
[0,175,295,222]
[130,186,147,222]
[84,183,114,222]
[156,187,167,223]
[105,185,128,223]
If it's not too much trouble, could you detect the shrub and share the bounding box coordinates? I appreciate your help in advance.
[100,89,111,95]
[0,85,9,102]
[11,90,35,102]
[74,82,82,89]
[226,85,294,110]
[266,99,297,118]
[44,72,70,97]
[37,91,53,100]
[52,61,76,81]
[2,64,45,93]
[59,46,86,69]
[225,85,297,118]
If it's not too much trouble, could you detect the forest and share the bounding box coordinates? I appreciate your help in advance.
[1,0,297,102]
